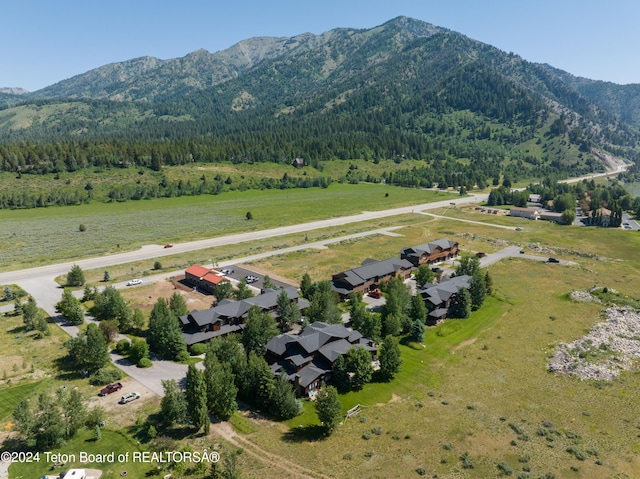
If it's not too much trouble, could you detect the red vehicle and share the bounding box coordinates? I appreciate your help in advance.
[99,382,123,396]
[164,244,174,248]
[368,290,382,299]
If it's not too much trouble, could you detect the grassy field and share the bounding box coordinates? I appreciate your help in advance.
[224,213,640,479]
[0,182,457,271]
[9,428,159,478]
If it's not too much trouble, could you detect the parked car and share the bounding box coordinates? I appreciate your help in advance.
[245,275,258,284]
[119,392,141,404]
[515,227,523,231]
[99,382,123,396]
[547,257,560,263]
[368,290,382,299]
[164,243,173,248]
[126,279,142,286]
[220,268,234,275]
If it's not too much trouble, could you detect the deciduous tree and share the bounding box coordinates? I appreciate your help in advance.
[379,335,402,380]
[314,386,342,435]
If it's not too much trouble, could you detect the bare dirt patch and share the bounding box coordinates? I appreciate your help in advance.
[125,278,211,313]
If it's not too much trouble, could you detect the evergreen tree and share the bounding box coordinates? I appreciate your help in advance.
[147,297,188,360]
[242,305,278,356]
[186,364,209,433]
[169,292,189,318]
[307,280,342,324]
[300,273,313,299]
[469,274,487,311]
[485,271,493,295]
[66,264,85,287]
[276,288,300,331]
[409,294,427,324]
[269,373,300,420]
[204,354,237,420]
[331,354,350,392]
[103,270,110,282]
[161,379,186,426]
[410,319,425,343]
[314,386,342,435]
[449,288,472,319]
[379,335,402,380]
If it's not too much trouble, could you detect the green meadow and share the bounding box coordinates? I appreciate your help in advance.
[0,182,457,271]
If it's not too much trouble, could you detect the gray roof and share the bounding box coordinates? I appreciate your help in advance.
[402,238,458,258]
[333,257,413,289]
[182,324,244,345]
[420,275,471,307]
[318,338,354,363]
[296,364,328,388]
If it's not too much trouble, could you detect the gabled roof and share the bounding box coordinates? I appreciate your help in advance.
[420,275,471,306]
[333,257,413,289]
[185,265,211,278]
[202,272,227,284]
[296,364,328,388]
[402,238,458,257]
[318,338,354,363]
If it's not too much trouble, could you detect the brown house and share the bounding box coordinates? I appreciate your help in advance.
[400,238,459,267]
[331,257,413,298]
[266,322,377,397]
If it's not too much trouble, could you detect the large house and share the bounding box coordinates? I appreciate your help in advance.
[418,275,471,324]
[180,287,309,346]
[266,322,377,397]
[331,257,413,298]
[400,238,459,267]
[184,265,228,294]
[510,206,540,220]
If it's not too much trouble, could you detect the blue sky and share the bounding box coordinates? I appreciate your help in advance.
[2,0,639,91]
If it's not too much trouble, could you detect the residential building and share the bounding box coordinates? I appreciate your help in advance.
[400,238,459,267]
[266,322,377,397]
[418,275,471,324]
[586,207,612,227]
[510,206,540,220]
[331,257,413,298]
[539,211,564,223]
[180,287,309,345]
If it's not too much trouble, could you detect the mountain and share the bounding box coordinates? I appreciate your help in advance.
[0,16,638,180]
[0,87,28,95]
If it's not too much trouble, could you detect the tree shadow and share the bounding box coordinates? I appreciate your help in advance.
[282,424,326,442]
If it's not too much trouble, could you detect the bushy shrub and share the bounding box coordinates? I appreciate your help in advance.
[138,358,152,368]
[190,343,206,355]
[176,350,190,362]
[90,367,123,385]
[115,339,130,354]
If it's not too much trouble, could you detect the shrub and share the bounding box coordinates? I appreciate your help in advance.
[416,467,426,475]
[364,451,374,458]
[362,431,371,440]
[90,367,123,385]
[115,339,130,354]
[138,358,152,368]
[190,343,206,355]
[176,350,190,362]
[79,224,86,232]
[342,453,352,460]
[460,452,474,469]
[497,462,513,475]
[371,426,382,435]
[153,261,162,270]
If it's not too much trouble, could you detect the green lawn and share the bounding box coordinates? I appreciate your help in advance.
[0,380,47,422]
[9,429,159,479]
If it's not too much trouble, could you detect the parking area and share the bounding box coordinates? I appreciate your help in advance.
[216,264,295,291]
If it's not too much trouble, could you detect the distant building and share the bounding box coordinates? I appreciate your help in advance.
[266,322,377,397]
[292,158,306,168]
[528,194,542,204]
[586,207,612,227]
[539,211,564,223]
[510,206,540,220]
